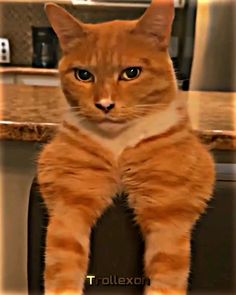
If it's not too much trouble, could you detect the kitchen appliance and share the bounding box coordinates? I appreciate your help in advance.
[32,27,58,68]
[190,0,236,91]
[171,0,197,90]
[0,38,10,64]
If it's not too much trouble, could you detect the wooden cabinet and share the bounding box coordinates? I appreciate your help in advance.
[0,140,41,295]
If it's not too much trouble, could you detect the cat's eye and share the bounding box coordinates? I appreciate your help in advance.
[120,67,142,81]
[74,69,94,82]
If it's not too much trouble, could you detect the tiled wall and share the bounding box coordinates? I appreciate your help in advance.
[0,3,144,66]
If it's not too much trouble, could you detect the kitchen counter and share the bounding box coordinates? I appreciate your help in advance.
[0,84,235,149]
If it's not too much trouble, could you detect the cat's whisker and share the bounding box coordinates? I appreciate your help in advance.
[5,106,71,112]
[135,103,168,108]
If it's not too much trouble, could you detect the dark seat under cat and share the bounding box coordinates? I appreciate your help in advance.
[28,178,235,295]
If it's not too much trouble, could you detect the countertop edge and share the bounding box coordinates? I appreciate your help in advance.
[0,121,58,142]
[0,67,59,76]
[1,121,236,150]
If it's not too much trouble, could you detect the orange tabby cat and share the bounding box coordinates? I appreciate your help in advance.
[38,1,215,294]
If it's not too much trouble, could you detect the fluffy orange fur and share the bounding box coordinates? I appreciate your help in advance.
[38,1,215,294]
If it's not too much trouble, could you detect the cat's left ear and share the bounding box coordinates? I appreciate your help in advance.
[134,0,175,49]
[45,3,86,52]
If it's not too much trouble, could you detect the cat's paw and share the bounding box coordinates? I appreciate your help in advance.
[144,289,164,295]
[45,292,83,295]
[45,289,83,295]
[144,287,186,295]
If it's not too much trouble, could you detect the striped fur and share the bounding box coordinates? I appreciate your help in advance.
[38,1,215,294]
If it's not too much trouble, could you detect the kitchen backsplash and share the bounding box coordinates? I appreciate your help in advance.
[0,3,144,66]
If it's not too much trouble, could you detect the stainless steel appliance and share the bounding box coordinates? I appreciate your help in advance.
[190,0,236,91]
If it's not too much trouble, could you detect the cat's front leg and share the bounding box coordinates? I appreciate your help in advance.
[44,208,92,295]
[39,174,117,295]
[142,223,191,295]
[128,191,201,295]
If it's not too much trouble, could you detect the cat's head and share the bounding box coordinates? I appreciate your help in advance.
[46,0,177,132]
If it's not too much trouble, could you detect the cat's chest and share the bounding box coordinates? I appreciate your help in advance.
[78,124,152,158]
[63,100,182,160]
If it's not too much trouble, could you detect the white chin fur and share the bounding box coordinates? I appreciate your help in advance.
[96,121,129,135]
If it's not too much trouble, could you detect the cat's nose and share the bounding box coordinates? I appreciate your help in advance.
[95,99,115,114]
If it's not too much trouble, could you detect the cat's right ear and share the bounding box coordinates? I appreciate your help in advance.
[134,0,174,49]
[45,3,85,52]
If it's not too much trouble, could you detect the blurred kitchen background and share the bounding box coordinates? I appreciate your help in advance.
[0,0,234,91]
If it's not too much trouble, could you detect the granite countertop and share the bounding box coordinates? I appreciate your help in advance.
[0,84,236,150]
